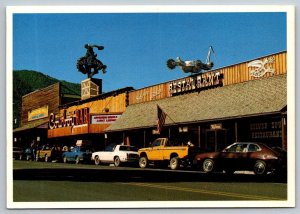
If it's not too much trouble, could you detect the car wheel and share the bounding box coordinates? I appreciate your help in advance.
[94,156,101,165]
[203,159,214,173]
[114,156,121,167]
[254,160,266,175]
[170,157,179,170]
[63,156,67,163]
[139,156,148,168]
[75,156,80,164]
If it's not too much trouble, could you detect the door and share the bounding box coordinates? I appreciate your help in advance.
[147,138,164,160]
[205,129,228,152]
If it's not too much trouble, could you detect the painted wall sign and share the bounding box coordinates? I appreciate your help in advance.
[28,105,49,121]
[169,72,223,96]
[248,56,275,78]
[210,123,223,130]
[49,107,89,129]
[250,121,282,139]
[91,114,121,124]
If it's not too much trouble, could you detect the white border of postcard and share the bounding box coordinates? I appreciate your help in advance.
[6,5,295,209]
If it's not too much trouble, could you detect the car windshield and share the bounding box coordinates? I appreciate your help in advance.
[152,140,162,147]
[105,144,115,151]
[119,146,138,152]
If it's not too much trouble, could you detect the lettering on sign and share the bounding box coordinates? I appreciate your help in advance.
[248,56,275,78]
[91,114,121,124]
[210,123,222,130]
[250,121,282,139]
[49,107,89,129]
[136,87,163,102]
[28,106,49,121]
[169,72,223,96]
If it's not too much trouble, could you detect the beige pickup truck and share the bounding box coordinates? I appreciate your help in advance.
[138,138,198,170]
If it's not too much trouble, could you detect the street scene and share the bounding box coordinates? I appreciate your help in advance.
[8,5,294,208]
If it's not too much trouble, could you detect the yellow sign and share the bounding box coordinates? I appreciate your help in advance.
[28,106,49,121]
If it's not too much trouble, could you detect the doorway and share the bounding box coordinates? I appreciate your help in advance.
[205,129,228,151]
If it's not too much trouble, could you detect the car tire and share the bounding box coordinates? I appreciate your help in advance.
[114,156,121,167]
[63,156,67,163]
[170,157,179,170]
[139,156,148,168]
[75,156,80,164]
[203,159,214,173]
[254,160,266,175]
[94,156,101,165]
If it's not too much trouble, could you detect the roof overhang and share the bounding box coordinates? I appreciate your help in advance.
[106,74,287,132]
[13,119,48,133]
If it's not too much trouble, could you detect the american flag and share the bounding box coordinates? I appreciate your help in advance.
[157,105,167,134]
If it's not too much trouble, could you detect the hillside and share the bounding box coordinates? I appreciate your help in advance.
[13,70,81,128]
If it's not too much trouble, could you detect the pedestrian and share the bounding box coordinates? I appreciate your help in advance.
[30,140,37,161]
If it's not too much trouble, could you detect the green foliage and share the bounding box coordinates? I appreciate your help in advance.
[13,70,80,128]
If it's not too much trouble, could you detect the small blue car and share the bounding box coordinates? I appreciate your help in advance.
[62,146,93,164]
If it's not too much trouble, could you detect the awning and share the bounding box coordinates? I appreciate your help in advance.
[13,118,49,133]
[106,74,287,132]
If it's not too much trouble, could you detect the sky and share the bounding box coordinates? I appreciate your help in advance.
[13,12,287,92]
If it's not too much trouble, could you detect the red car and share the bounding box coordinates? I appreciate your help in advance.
[194,142,286,175]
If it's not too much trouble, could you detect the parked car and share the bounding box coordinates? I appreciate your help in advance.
[62,146,94,164]
[13,147,24,160]
[23,147,34,161]
[91,144,139,167]
[36,144,63,162]
[193,142,287,175]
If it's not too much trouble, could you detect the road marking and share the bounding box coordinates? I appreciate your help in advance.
[122,182,285,200]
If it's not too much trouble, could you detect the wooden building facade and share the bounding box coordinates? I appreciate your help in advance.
[107,51,287,151]
[13,51,287,152]
[13,83,81,147]
[46,86,133,149]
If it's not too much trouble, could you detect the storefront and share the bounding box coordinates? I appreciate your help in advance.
[13,82,80,148]
[46,85,133,150]
[106,51,287,151]
[13,51,287,152]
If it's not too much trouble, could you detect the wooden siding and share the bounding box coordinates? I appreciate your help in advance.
[47,92,127,138]
[128,51,287,104]
[21,83,60,126]
[58,93,127,117]
[128,83,170,105]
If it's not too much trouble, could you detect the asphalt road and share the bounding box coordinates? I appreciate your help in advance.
[11,160,288,204]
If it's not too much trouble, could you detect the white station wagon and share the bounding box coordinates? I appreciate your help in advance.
[91,144,139,167]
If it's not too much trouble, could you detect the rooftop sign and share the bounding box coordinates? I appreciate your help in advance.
[169,72,223,96]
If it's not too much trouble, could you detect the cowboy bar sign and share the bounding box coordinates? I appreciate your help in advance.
[49,107,89,129]
[169,72,223,96]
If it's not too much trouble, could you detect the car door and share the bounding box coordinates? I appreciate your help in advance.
[101,145,115,163]
[147,139,164,160]
[221,143,246,170]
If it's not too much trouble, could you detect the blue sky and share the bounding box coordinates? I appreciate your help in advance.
[13,12,287,92]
